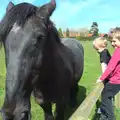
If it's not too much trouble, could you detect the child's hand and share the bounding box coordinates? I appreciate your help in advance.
[96,78,102,83]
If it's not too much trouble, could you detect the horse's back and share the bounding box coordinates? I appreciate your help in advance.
[61,38,84,81]
[61,38,84,55]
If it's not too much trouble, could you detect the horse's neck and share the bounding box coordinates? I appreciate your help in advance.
[43,34,61,60]
[45,30,61,49]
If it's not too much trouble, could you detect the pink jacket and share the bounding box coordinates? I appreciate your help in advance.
[100,47,120,84]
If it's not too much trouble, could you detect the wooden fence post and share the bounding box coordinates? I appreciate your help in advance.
[69,82,104,120]
[115,91,120,109]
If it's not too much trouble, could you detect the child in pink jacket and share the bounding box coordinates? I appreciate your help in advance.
[96,28,120,120]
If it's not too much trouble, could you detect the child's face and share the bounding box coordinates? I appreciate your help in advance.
[111,37,120,49]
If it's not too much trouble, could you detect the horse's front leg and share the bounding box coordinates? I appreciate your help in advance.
[33,89,54,120]
[40,102,54,120]
[69,83,78,108]
[55,102,67,120]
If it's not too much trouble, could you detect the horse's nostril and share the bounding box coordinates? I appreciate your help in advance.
[21,112,28,120]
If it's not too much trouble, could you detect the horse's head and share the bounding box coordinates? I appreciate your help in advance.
[0,0,57,89]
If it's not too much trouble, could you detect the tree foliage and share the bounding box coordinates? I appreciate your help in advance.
[66,28,69,37]
[58,28,64,38]
[90,22,99,36]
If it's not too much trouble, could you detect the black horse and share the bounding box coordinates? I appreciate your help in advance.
[0,0,84,120]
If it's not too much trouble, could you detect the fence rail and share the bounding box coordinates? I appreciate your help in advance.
[69,82,120,120]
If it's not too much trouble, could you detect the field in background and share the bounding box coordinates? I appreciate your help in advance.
[0,41,119,120]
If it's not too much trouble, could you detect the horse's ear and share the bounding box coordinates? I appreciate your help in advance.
[6,2,14,12]
[37,0,56,19]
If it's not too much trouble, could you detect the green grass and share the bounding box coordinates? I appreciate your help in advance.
[0,41,119,120]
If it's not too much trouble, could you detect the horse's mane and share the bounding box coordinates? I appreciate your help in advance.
[0,3,37,41]
[0,2,61,43]
[50,23,61,43]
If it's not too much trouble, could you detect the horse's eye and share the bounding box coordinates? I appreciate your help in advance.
[34,31,45,40]
[37,35,44,40]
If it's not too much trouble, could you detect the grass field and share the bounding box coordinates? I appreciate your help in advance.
[0,41,120,120]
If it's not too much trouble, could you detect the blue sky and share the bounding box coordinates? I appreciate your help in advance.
[0,0,120,33]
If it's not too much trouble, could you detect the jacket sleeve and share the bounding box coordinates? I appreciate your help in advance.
[100,49,111,64]
[100,48,120,81]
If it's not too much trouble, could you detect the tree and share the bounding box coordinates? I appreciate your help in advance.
[66,28,69,37]
[58,28,63,38]
[89,22,99,36]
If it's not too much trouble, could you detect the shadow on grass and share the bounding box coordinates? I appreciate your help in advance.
[64,85,87,120]
[91,100,101,120]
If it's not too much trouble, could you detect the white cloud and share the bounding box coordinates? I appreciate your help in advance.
[1,0,119,33]
[49,0,120,33]
[51,0,101,30]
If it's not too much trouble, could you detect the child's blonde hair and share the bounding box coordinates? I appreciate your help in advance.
[112,28,120,40]
[109,27,120,40]
[93,37,107,48]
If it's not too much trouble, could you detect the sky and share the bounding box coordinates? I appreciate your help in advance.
[0,0,120,33]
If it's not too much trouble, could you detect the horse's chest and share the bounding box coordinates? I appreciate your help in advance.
[35,65,73,101]
[34,52,74,101]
